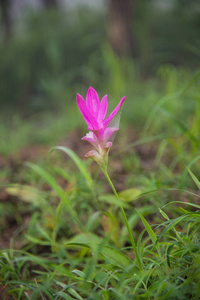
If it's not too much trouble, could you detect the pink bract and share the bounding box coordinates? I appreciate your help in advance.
[77,87,126,131]
[82,127,117,150]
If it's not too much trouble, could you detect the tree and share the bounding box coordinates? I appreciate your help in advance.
[41,0,58,9]
[0,0,11,39]
[107,0,137,57]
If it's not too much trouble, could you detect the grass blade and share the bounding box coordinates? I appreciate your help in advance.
[137,210,161,258]
[186,166,200,189]
[49,146,93,190]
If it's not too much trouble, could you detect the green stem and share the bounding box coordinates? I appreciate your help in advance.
[103,169,143,271]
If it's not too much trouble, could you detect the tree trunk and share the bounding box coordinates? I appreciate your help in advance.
[0,0,12,39]
[42,0,58,9]
[107,0,137,57]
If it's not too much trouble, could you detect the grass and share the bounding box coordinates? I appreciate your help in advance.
[1,9,200,296]
[1,68,200,299]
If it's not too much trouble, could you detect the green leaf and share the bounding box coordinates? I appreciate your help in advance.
[66,235,133,271]
[25,235,51,246]
[159,208,170,221]
[99,194,130,208]
[118,188,141,202]
[68,288,83,300]
[85,211,101,231]
[161,200,200,210]
[49,146,93,190]
[137,210,161,258]
[166,243,175,268]
[71,269,86,278]
[100,246,133,270]
[55,291,74,300]
[65,233,102,249]
[186,166,200,189]
[54,281,83,299]
[5,184,46,206]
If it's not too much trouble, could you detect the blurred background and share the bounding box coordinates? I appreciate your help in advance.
[0,0,200,157]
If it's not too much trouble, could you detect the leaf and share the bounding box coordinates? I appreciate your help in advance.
[161,200,200,210]
[49,146,93,190]
[68,288,83,300]
[137,210,161,258]
[26,162,64,198]
[25,235,51,246]
[66,233,102,248]
[85,211,101,231]
[71,270,86,278]
[167,243,175,268]
[54,280,69,289]
[118,188,141,202]
[5,184,44,206]
[99,194,130,208]
[54,291,74,300]
[159,208,170,221]
[186,166,200,189]
[180,155,200,189]
[54,281,83,300]
[100,246,133,270]
[65,235,133,271]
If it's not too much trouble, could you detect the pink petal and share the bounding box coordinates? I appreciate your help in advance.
[85,150,103,164]
[77,93,98,129]
[103,127,118,143]
[105,142,112,148]
[103,96,126,128]
[93,127,106,140]
[98,95,108,123]
[82,131,98,146]
[86,87,100,118]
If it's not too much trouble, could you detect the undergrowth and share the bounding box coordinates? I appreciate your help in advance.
[0,7,200,298]
[1,70,200,299]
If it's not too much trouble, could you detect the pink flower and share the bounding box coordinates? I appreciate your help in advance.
[77,87,125,165]
[77,86,125,132]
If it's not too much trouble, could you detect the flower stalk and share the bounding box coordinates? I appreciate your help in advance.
[103,169,143,271]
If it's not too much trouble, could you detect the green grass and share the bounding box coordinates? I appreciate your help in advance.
[1,68,200,298]
[1,14,200,297]
[1,154,200,299]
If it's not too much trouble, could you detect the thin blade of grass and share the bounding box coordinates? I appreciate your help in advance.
[49,146,93,190]
[137,210,161,258]
[186,166,200,189]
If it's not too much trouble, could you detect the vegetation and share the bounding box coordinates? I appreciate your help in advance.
[0,3,200,299]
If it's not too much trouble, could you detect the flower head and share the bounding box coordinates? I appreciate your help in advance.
[77,87,125,168]
[77,86,125,131]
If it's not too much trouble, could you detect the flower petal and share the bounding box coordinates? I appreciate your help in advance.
[77,93,98,129]
[86,86,100,118]
[98,95,108,123]
[85,150,104,164]
[103,127,118,143]
[82,131,98,148]
[103,96,126,128]
[105,142,112,148]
